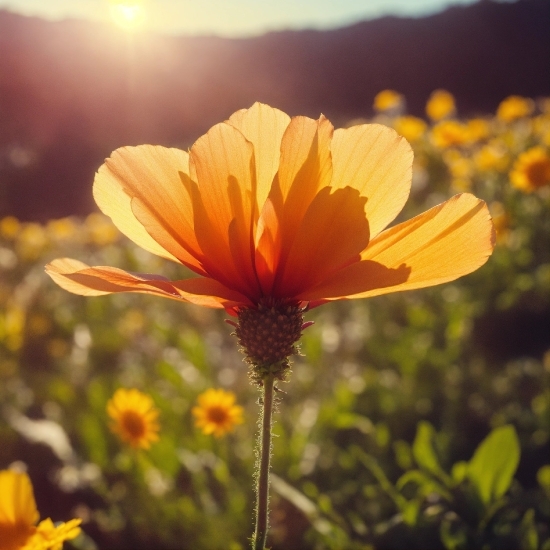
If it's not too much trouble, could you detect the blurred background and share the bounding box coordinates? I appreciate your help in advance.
[1,0,549,549]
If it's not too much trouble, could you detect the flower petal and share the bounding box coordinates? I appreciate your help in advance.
[94,145,205,273]
[274,186,370,298]
[330,124,413,238]
[299,194,494,301]
[266,115,334,284]
[227,103,291,211]
[45,259,251,308]
[189,122,260,296]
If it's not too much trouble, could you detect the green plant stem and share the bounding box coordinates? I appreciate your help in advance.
[253,372,275,550]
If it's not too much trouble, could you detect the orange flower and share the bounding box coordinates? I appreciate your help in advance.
[46,103,494,313]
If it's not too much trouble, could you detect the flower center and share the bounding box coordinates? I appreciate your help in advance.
[121,410,146,438]
[234,300,305,382]
[207,406,229,424]
[526,158,550,187]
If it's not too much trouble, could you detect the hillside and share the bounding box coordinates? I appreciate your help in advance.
[0,0,549,220]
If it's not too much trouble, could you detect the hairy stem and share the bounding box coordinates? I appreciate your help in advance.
[253,372,275,550]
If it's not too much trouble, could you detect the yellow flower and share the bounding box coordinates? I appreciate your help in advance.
[393,116,427,143]
[426,90,456,121]
[16,224,48,262]
[532,114,550,147]
[466,118,491,142]
[496,95,534,122]
[23,518,82,550]
[373,90,404,113]
[0,216,20,240]
[192,388,244,437]
[431,120,471,148]
[0,469,81,550]
[107,388,160,449]
[474,141,509,172]
[85,213,119,246]
[46,218,79,243]
[510,146,550,192]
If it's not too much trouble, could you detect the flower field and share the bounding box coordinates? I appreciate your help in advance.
[1,92,549,550]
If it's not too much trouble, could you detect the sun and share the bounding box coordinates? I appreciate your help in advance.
[109,1,146,32]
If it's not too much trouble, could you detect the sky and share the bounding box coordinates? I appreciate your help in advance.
[0,0,510,36]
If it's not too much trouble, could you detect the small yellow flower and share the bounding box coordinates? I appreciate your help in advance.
[373,90,404,113]
[85,213,119,246]
[15,224,48,261]
[426,90,456,121]
[393,116,427,142]
[0,216,20,240]
[532,114,550,147]
[431,120,471,148]
[107,388,160,449]
[466,118,491,142]
[510,146,550,192]
[193,388,244,437]
[474,142,509,172]
[0,469,81,550]
[496,95,534,123]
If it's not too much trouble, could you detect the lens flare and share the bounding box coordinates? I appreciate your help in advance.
[109,1,145,31]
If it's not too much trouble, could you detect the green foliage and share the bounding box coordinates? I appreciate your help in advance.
[467,425,520,507]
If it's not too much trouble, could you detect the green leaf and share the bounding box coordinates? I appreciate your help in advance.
[537,464,550,495]
[397,470,453,502]
[467,425,520,506]
[520,509,538,550]
[451,461,468,484]
[412,421,452,485]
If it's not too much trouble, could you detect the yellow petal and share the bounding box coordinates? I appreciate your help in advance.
[0,470,39,526]
[94,145,205,273]
[330,124,413,238]
[299,194,494,301]
[227,103,291,211]
[45,259,251,308]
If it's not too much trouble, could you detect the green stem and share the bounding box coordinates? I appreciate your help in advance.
[253,372,275,550]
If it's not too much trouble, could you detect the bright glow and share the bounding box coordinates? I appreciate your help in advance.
[109,1,145,32]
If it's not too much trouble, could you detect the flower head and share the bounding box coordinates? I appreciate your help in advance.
[0,469,81,550]
[510,146,550,192]
[431,120,471,148]
[46,103,494,316]
[393,116,427,143]
[496,95,534,123]
[373,90,404,113]
[107,388,160,449]
[474,141,509,173]
[426,90,456,121]
[192,388,244,437]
